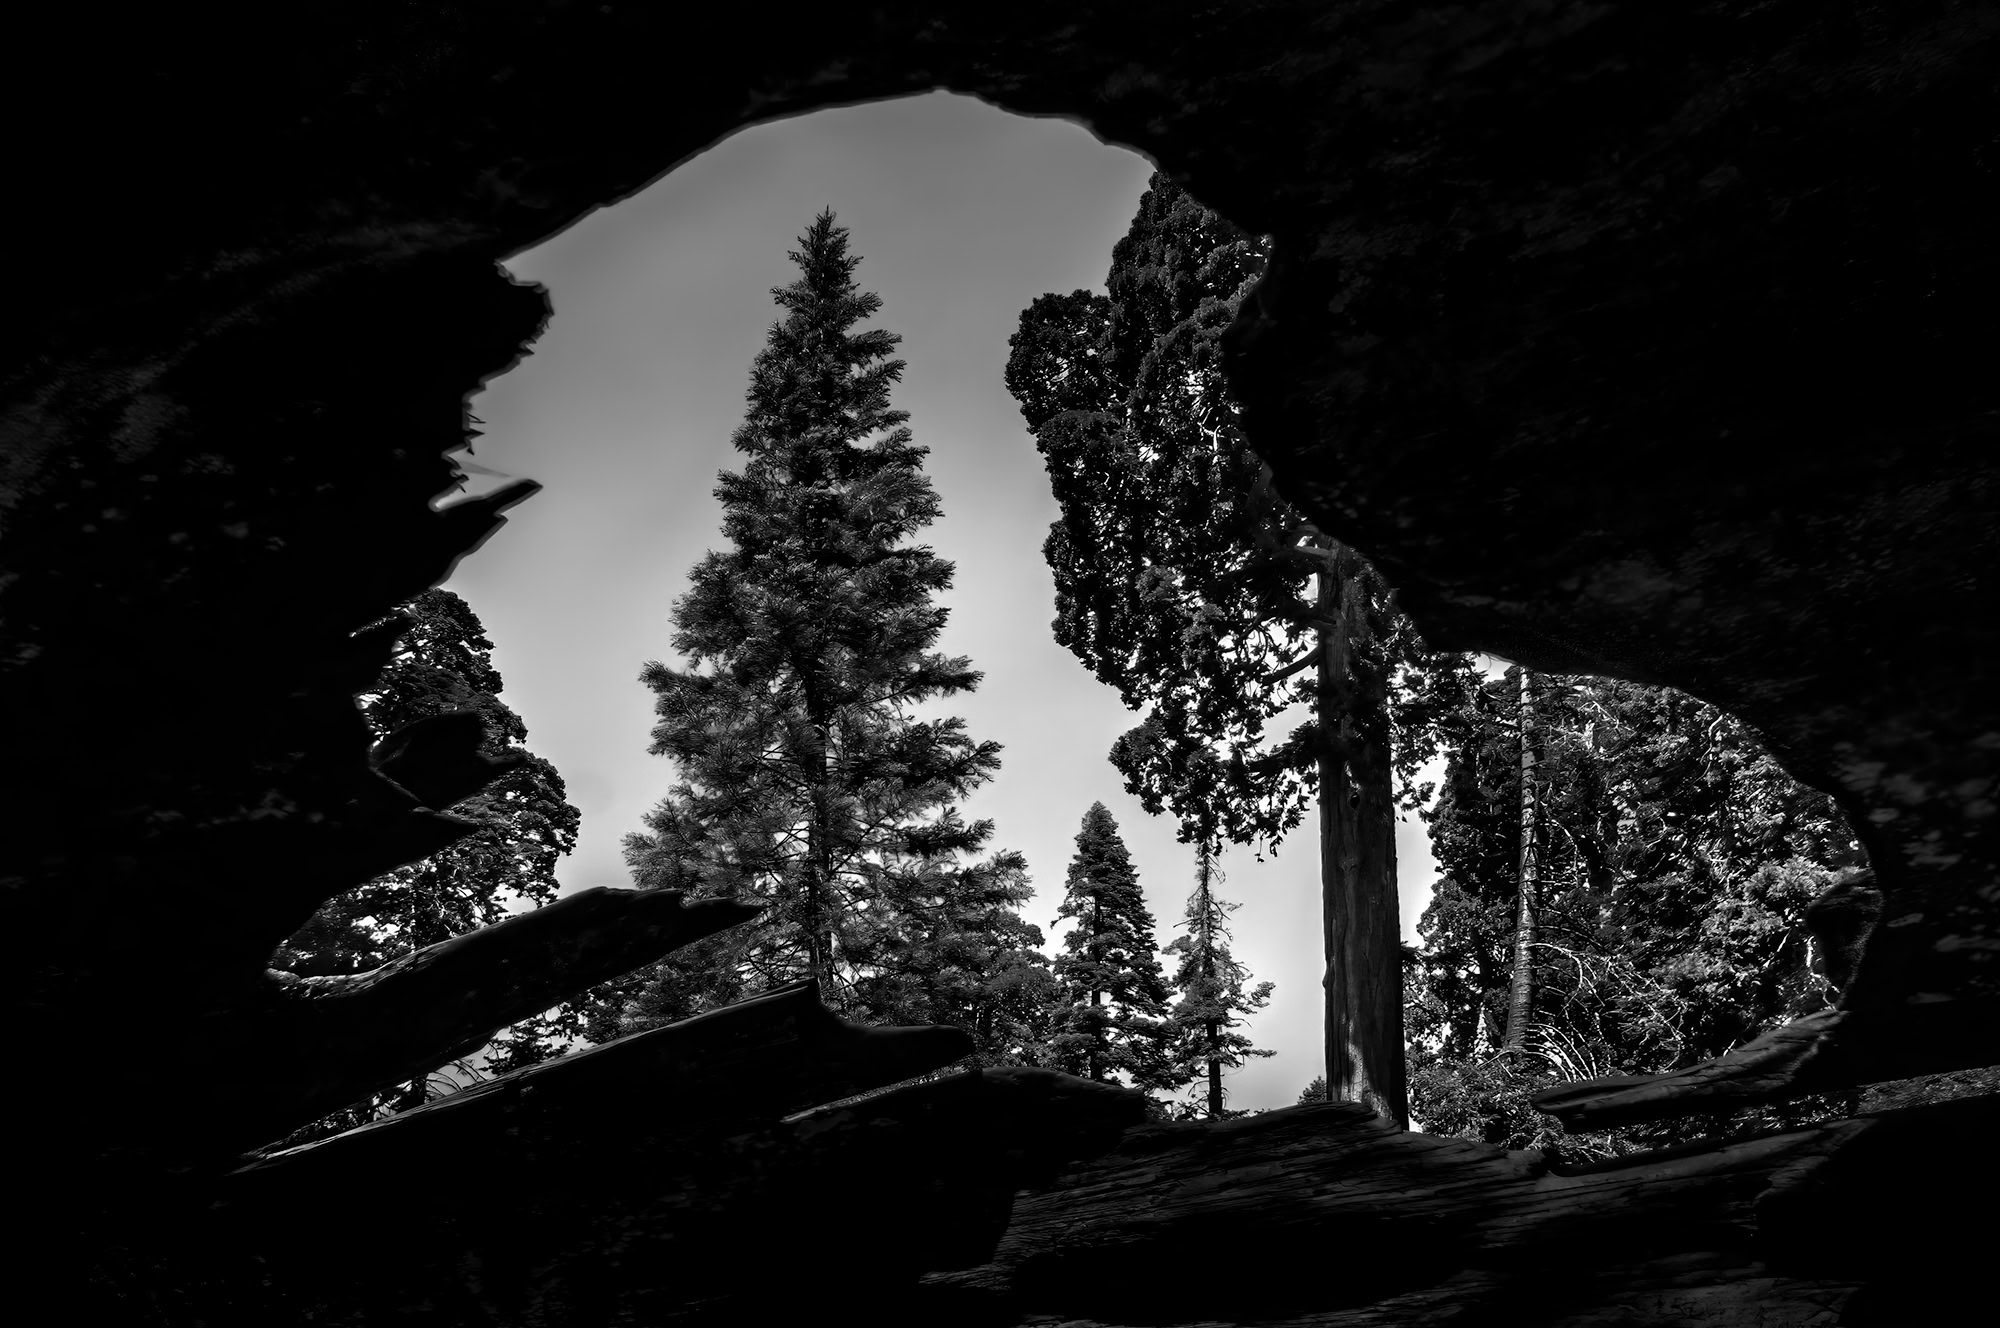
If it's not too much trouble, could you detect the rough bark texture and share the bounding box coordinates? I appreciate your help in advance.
[6,3,1998,1323]
[915,1093,1997,1327]
[262,885,764,1146]
[1319,543,1407,1129]
[192,1014,1147,1326]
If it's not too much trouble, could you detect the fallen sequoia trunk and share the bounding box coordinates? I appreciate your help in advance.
[152,1066,1998,1326]
[168,986,1148,1326]
[247,884,766,1152]
[907,1094,1997,1327]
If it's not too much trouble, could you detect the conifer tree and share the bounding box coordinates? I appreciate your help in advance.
[1161,843,1274,1118]
[1006,172,1473,1127]
[613,210,1027,1034]
[1048,803,1174,1088]
[272,587,582,1139]
[853,836,1059,1067]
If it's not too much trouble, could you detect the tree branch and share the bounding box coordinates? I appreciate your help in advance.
[1530,1008,1848,1129]
[1258,644,1322,685]
[1272,537,1339,570]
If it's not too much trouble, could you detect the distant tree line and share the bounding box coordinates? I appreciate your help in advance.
[1402,666,1866,1156]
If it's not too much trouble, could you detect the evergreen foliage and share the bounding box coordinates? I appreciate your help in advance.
[1160,844,1274,1119]
[1406,667,1868,1156]
[851,839,1059,1068]
[1003,175,1314,850]
[1048,803,1175,1088]
[1005,171,1469,1123]
[272,588,582,1140]
[1003,171,1471,852]
[606,211,1039,1051]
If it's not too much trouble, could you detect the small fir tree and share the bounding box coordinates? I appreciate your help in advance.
[1048,803,1174,1090]
[1161,843,1274,1119]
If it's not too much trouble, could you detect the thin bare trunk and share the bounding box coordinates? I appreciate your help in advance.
[1090,892,1104,1082]
[1199,848,1222,1119]
[1318,540,1408,1129]
[1504,668,1539,1055]
[804,694,835,1008]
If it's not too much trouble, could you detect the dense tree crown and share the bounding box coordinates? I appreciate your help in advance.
[273,587,582,1134]
[1005,176,1309,848]
[1406,668,1867,1154]
[1004,173,1469,851]
[607,211,1040,1053]
[1047,803,1175,1089]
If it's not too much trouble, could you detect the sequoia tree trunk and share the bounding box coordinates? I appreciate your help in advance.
[1317,540,1408,1129]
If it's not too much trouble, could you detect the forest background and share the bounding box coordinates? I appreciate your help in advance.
[336,91,1853,1130]
[427,92,1455,1114]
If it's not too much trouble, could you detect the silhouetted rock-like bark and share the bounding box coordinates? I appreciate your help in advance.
[205,1044,1145,1326]
[259,885,765,1144]
[916,1093,1997,1327]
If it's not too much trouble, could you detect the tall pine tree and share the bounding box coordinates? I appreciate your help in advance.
[1048,803,1174,1091]
[613,210,1031,1036]
[1161,843,1275,1119]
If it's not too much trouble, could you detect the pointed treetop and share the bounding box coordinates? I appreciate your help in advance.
[1067,802,1139,893]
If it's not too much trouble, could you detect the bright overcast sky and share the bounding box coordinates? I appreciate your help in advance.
[443,90,1470,1113]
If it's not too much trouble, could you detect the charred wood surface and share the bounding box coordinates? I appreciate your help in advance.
[239,977,976,1171]
[256,885,765,1146]
[203,1054,1146,1326]
[910,1095,1999,1327]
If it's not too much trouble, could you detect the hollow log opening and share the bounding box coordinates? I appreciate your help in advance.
[4,4,1995,1325]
